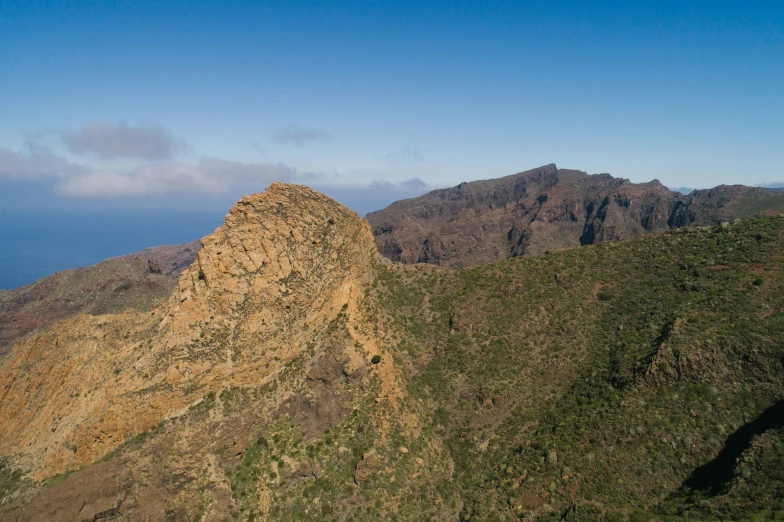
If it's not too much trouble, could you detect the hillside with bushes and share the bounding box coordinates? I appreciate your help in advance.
[0,185,781,521]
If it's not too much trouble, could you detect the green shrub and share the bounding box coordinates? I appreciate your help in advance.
[371,355,382,364]
[597,291,615,301]
[0,459,24,499]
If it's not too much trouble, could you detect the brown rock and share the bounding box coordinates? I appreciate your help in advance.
[353,451,379,485]
[367,164,784,267]
[0,183,378,480]
[165,365,182,383]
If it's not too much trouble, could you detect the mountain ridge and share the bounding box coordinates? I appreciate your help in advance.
[367,164,784,266]
[0,242,200,356]
[0,182,782,521]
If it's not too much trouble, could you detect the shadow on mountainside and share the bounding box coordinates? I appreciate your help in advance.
[679,398,784,496]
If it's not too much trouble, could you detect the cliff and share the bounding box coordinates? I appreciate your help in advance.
[367,164,784,266]
[0,183,378,482]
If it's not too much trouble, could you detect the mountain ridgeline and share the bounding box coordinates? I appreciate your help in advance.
[0,242,200,355]
[367,164,784,266]
[0,179,782,521]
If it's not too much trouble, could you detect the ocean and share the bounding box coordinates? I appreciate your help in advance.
[0,184,429,290]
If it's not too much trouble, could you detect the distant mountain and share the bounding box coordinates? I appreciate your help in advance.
[668,186,696,194]
[0,242,199,355]
[758,182,784,192]
[367,164,784,266]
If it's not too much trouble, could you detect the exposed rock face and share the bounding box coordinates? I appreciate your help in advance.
[0,256,174,355]
[367,164,784,266]
[123,240,201,279]
[165,183,376,349]
[0,183,377,480]
[668,184,784,227]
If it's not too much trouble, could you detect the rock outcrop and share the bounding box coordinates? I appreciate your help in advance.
[122,240,201,279]
[0,183,377,480]
[367,164,784,266]
[165,184,375,349]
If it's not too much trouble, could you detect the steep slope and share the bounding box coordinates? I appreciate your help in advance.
[123,240,201,279]
[367,164,784,266]
[0,256,174,356]
[0,241,200,356]
[669,184,784,227]
[0,185,782,521]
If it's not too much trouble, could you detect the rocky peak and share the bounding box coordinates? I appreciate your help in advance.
[165,182,377,345]
[0,183,378,478]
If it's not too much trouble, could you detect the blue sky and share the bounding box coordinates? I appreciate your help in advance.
[1,0,783,211]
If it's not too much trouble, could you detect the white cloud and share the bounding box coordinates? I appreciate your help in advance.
[0,142,88,180]
[55,158,297,198]
[369,177,429,192]
[0,126,430,201]
[198,156,295,184]
[0,136,315,199]
[62,121,186,160]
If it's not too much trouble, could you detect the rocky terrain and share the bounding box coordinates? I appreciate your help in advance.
[0,242,200,356]
[0,257,173,356]
[123,241,201,279]
[0,183,782,521]
[367,164,784,266]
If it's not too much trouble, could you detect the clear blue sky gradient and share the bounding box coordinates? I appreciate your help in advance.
[1,0,782,194]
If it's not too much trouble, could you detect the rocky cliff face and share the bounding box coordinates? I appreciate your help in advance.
[367,164,784,266]
[668,184,784,227]
[0,183,378,484]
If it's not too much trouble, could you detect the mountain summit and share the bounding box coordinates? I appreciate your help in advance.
[367,164,784,266]
[0,183,378,481]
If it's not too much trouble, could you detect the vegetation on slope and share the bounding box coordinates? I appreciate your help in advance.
[1,204,782,520]
[367,215,784,521]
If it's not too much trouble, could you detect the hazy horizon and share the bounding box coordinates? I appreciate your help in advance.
[2,166,782,290]
[2,0,783,286]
